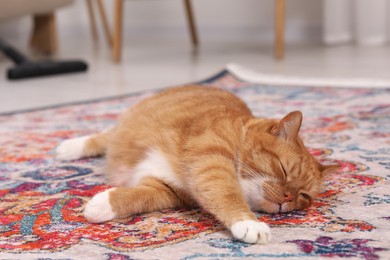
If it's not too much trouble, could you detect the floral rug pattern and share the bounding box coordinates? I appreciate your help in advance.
[0,70,389,259]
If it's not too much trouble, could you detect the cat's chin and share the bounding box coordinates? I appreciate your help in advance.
[262,204,281,214]
[279,202,295,213]
[252,199,295,214]
[250,199,280,214]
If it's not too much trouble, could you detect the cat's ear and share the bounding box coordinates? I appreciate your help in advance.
[270,111,302,142]
[319,163,340,177]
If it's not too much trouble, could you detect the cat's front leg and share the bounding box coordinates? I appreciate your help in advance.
[189,162,271,244]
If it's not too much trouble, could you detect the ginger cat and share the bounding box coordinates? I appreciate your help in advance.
[56,86,336,244]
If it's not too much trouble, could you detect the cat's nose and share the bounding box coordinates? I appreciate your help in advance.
[284,192,294,202]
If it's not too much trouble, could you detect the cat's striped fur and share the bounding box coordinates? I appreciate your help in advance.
[57,86,337,244]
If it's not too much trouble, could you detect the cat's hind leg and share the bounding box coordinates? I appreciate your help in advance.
[56,129,112,161]
[84,177,185,223]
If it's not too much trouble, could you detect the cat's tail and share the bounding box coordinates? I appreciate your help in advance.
[56,128,114,161]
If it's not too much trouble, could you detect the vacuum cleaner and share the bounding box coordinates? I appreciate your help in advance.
[0,38,88,80]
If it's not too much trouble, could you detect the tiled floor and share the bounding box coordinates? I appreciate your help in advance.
[1,35,389,114]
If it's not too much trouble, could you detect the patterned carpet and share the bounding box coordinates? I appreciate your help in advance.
[0,66,389,259]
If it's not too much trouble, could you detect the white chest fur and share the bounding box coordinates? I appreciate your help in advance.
[238,177,264,211]
[116,149,183,189]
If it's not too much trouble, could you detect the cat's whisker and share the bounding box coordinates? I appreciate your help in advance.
[238,161,286,205]
[238,162,269,184]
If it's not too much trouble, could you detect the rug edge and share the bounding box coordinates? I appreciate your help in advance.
[2,64,389,116]
[226,63,390,89]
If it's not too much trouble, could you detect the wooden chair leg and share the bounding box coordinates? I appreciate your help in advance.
[274,0,285,59]
[97,0,113,47]
[183,0,199,47]
[86,0,99,43]
[29,12,58,54]
[112,0,124,62]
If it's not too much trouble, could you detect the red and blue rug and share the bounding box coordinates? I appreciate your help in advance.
[0,65,389,259]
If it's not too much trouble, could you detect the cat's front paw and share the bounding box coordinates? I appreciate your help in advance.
[84,188,116,223]
[56,136,89,161]
[231,220,271,244]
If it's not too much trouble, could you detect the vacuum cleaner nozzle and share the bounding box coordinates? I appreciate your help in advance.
[1,38,88,80]
[7,60,88,80]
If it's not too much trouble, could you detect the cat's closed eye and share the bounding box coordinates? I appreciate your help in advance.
[300,192,311,201]
[279,162,287,178]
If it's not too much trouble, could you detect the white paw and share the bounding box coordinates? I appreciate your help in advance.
[231,220,271,244]
[84,188,116,223]
[56,136,89,161]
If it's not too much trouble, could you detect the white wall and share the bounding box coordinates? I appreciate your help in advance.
[0,0,322,46]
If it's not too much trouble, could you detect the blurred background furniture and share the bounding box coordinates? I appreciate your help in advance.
[275,0,285,59]
[86,0,285,62]
[85,0,113,47]
[111,0,199,62]
[0,0,74,54]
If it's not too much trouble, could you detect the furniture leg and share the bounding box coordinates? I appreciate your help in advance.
[29,12,58,54]
[183,0,199,47]
[112,0,123,62]
[86,0,99,43]
[97,0,113,47]
[274,0,285,59]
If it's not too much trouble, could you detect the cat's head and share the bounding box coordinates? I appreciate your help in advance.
[239,111,338,214]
